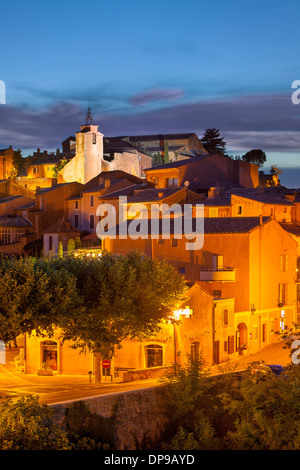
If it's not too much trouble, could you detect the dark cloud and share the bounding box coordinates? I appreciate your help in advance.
[0,91,299,156]
[130,88,184,106]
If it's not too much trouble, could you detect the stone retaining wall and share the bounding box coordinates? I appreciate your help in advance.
[52,386,170,450]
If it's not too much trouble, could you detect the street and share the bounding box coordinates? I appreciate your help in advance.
[0,340,292,406]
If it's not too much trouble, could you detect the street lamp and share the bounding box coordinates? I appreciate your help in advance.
[171,306,193,373]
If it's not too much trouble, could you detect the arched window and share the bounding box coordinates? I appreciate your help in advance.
[41,341,57,371]
[145,344,163,368]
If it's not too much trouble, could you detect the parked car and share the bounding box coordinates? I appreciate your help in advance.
[250,363,285,381]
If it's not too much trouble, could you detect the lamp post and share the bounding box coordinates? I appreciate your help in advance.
[171,306,193,374]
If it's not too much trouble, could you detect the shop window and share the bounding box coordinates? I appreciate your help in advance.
[145,344,163,368]
[41,341,57,371]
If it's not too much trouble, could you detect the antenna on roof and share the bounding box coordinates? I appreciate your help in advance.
[85,96,93,125]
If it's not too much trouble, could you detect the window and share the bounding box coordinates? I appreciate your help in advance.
[262,324,267,343]
[179,267,186,275]
[166,178,178,188]
[228,335,234,354]
[145,344,163,368]
[270,319,275,334]
[237,205,243,215]
[157,239,164,244]
[280,254,287,272]
[213,290,222,299]
[279,283,288,305]
[93,133,97,144]
[224,341,228,352]
[171,238,178,247]
[74,214,79,228]
[75,201,79,210]
[49,235,53,251]
[90,215,95,229]
[253,325,258,340]
[223,308,229,326]
[41,341,57,371]
[90,195,94,207]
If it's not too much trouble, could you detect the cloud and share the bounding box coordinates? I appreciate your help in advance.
[130,88,184,106]
[0,90,299,157]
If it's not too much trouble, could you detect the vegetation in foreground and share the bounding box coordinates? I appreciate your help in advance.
[159,357,300,450]
[1,356,300,450]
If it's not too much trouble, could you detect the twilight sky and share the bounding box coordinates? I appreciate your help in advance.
[1,0,300,187]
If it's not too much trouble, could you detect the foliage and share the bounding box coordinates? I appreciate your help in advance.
[64,401,112,449]
[201,128,227,155]
[53,159,68,177]
[0,252,187,360]
[58,250,188,357]
[0,256,80,343]
[58,241,63,258]
[242,149,267,167]
[12,149,24,176]
[0,396,70,450]
[0,396,112,450]
[160,355,300,450]
[67,238,76,252]
[164,141,169,163]
[152,152,163,167]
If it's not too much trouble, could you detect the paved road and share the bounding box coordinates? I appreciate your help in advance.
[0,340,292,405]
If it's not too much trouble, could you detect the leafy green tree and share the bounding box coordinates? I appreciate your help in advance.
[201,128,227,155]
[12,149,24,176]
[159,356,221,450]
[242,149,267,167]
[219,365,300,450]
[0,257,80,343]
[57,251,188,381]
[0,396,70,450]
[152,152,163,167]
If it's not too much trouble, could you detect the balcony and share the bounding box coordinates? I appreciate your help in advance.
[199,267,236,282]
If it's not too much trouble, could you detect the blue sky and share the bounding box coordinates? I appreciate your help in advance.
[1,0,300,187]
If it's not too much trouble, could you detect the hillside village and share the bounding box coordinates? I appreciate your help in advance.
[1,111,300,381]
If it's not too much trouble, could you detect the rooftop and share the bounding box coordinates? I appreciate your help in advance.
[111,216,271,237]
[43,218,80,234]
[0,216,32,228]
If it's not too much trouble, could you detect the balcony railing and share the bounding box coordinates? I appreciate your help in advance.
[199,267,236,282]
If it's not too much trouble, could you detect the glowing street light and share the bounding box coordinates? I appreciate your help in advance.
[171,306,193,373]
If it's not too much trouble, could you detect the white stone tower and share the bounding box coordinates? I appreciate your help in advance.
[60,107,104,184]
